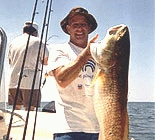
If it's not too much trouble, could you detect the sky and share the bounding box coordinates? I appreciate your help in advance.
[0,0,155,102]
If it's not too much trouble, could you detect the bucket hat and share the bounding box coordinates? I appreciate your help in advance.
[60,7,97,34]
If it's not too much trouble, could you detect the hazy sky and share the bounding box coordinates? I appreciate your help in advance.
[0,0,155,102]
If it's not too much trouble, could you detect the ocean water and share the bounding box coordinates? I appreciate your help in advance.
[128,102,155,140]
[1,102,155,140]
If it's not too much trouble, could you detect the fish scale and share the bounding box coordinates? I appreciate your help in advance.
[91,24,130,140]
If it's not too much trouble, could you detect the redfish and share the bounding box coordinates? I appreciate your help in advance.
[91,24,130,140]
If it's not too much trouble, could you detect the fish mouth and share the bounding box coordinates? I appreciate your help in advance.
[108,24,128,37]
[109,25,124,35]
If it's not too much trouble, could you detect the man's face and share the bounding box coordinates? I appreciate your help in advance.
[66,15,91,48]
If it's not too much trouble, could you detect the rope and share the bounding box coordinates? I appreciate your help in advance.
[0,109,25,127]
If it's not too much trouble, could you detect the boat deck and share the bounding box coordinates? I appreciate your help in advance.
[0,110,55,140]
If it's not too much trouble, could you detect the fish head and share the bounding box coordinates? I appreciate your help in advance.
[90,24,129,72]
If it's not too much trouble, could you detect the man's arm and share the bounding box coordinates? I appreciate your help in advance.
[49,35,98,88]
[41,56,48,65]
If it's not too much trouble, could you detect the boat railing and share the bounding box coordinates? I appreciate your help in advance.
[0,27,7,108]
[0,27,7,87]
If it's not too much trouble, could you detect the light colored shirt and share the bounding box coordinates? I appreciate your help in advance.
[8,33,49,89]
[47,42,99,133]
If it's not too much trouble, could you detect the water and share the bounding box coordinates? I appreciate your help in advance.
[1,102,155,140]
[128,102,155,140]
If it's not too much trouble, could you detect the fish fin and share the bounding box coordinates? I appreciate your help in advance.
[91,69,103,87]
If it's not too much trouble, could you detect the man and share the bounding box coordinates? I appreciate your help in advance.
[48,7,99,140]
[8,21,49,111]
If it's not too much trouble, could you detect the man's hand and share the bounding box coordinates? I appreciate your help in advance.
[86,34,99,58]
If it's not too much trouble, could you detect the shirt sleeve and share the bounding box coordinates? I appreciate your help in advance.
[47,45,71,72]
[44,46,49,57]
[40,43,49,58]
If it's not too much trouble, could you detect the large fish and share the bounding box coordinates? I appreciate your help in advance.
[90,24,130,140]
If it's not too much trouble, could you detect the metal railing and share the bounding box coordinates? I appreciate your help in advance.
[0,27,7,87]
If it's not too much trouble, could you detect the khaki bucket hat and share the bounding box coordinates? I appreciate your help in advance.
[60,7,97,34]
